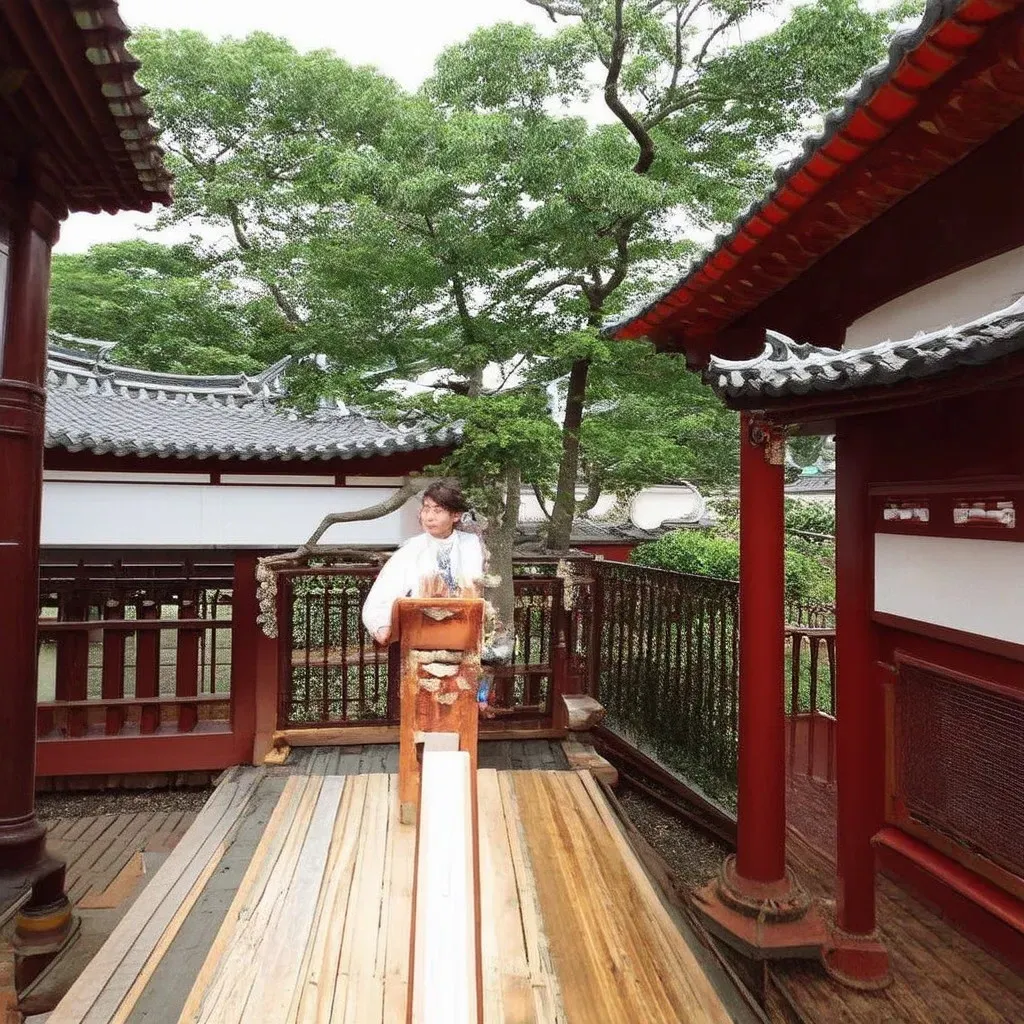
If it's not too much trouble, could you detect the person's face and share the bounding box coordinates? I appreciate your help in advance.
[420,498,460,538]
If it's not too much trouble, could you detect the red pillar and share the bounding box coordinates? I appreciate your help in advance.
[736,412,787,884]
[0,193,72,950]
[823,418,891,987]
[0,202,54,871]
[694,415,823,961]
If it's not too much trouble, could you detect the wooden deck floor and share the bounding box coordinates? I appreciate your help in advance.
[46,755,741,1023]
[774,778,1024,1024]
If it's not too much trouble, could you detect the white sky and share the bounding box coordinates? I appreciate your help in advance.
[58,0,559,253]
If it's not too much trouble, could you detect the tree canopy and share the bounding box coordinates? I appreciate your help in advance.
[64,0,917,559]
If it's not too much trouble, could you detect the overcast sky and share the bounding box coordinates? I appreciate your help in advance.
[58,0,560,253]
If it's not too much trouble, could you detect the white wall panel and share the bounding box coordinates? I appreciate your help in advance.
[845,245,1024,350]
[874,533,1024,645]
[41,481,417,548]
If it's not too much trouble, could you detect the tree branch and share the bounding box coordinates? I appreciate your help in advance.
[604,0,656,175]
[305,477,428,547]
[695,11,740,70]
[575,473,603,517]
[226,201,304,325]
[524,0,584,19]
[532,483,555,522]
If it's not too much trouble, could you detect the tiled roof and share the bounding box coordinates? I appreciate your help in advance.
[0,1,172,212]
[786,473,836,495]
[517,517,695,547]
[605,0,1012,341]
[45,339,459,461]
[703,298,1024,402]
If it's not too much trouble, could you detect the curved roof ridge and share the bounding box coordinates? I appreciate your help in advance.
[704,295,1024,401]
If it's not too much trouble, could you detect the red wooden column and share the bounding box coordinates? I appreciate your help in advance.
[695,415,823,961]
[0,194,72,945]
[823,419,891,988]
[735,413,788,884]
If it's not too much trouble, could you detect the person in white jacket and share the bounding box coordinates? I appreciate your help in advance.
[361,480,485,646]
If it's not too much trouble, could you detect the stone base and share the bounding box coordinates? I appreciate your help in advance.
[823,924,892,990]
[692,855,828,961]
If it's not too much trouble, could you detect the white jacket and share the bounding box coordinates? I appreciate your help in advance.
[361,530,485,637]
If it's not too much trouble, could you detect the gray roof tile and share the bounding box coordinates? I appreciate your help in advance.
[44,339,458,461]
[703,298,1024,403]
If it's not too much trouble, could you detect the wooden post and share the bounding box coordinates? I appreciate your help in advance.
[0,194,71,947]
[136,600,161,734]
[176,591,201,733]
[103,599,127,735]
[0,200,55,872]
[55,593,89,738]
[395,597,484,826]
[823,420,891,987]
[735,412,788,885]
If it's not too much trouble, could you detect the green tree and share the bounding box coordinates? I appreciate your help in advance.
[48,240,290,374]
[121,2,917,620]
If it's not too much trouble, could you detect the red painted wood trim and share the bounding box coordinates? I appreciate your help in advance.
[37,694,229,710]
[37,618,231,633]
[229,555,260,766]
[873,612,1024,664]
[34,730,241,778]
[874,826,1024,972]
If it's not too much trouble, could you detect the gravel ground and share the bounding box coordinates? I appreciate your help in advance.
[36,786,213,822]
[617,786,728,891]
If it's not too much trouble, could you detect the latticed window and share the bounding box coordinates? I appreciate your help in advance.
[895,656,1024,881]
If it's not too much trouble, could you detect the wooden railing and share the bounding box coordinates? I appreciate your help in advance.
[277,565,575,731]
[786,625,837,783]
[35,551,257,778]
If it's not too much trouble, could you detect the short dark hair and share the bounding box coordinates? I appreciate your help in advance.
[422,479,470,514]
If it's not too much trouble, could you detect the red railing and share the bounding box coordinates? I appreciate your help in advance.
[786,625,837,784]
[35,551,256,778]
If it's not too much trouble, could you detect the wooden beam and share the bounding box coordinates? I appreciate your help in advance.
[409,750,481,1024]
[561,740,618,787]
[561,694,606,731]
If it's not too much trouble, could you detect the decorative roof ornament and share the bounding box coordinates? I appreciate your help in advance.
[703,297,1024,403]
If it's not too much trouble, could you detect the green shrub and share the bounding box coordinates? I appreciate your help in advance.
[631,528,834,603]
[785,499,835,537]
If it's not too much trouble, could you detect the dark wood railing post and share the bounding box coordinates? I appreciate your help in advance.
[135,599,161,734]
[588,568,604,702]
[55,593,89,737]
[102,598,126,735]
[176,591,200,733]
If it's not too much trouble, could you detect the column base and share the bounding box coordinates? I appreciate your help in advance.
[692,855,828,961]
[822,924,892,991]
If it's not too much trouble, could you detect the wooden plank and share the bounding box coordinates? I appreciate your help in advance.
[381,777,416,1024]
[240,777,344,1021]
[48,769,261,1024]
[294,774,368,1022]
[123,779,289,1024]
[477,770,534,1024]
[176,776,307,1023]
[108,841,228,1024]
[497,774,563,1024]
[191,776,322,1023]
[333,774,390,1023]
[575,771,734,1020]
[560,741,618,787]
[410,752,478,1024]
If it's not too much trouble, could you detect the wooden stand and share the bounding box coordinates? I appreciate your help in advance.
[394,598,484,825]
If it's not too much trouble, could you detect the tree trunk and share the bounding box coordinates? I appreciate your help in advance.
[546,357,590,551]
[484,464,521,638]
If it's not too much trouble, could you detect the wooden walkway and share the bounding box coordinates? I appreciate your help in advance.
[774,779,1024,1024]
[46,746,741,1023]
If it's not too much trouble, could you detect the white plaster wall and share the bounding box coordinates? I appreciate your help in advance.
[844,245,1024,350]
[518,487,617,523]
[41,481,418,548]
[630,483,706,531]
[874,533,1024,645]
